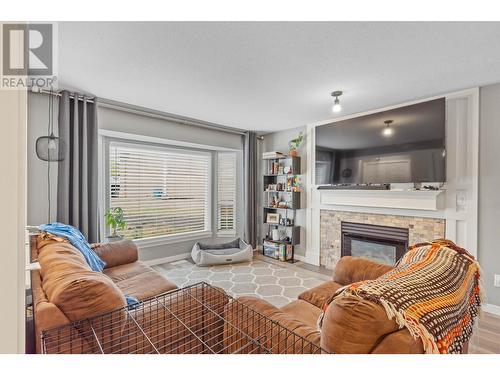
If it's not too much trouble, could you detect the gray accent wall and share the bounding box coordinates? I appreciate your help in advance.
[27,92,59,226]
[479,83,500,306]
[98,107,243,150]
[27,94,244,262]
[257,126,307,258]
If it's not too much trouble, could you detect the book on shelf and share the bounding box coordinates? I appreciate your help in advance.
[263,240,293,261]
[262,151,286,159]
[286,244,293,260]
[278,243,286,261]
[263,240,279,259]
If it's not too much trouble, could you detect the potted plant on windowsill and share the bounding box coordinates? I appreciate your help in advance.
[105,207,126,242]
[288,132,304,157]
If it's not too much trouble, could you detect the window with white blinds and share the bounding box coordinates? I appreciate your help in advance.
[108,142,211,240]
[217,152,237,233]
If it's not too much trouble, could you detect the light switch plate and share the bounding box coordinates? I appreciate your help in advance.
[494,274,500,288]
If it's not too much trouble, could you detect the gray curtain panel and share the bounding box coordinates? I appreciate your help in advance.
[57,91,99,243]
[244,131,258,248]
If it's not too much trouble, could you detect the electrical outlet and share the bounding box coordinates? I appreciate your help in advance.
[495,274,500,288]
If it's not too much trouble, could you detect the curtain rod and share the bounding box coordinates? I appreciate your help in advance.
[30,89,247,136]
[31,87,96,103]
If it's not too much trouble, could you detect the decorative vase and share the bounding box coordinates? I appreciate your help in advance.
[288,149,298,157]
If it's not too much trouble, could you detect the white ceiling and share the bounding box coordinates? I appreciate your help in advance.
[58,22,500,132]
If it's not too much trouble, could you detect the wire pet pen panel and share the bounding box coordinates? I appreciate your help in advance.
[41,282,324,354]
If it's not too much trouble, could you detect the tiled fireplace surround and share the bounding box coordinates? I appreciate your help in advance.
[320,210,445,269]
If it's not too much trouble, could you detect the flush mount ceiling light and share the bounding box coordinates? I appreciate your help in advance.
[331,90,343,113]
[382,120,394,136]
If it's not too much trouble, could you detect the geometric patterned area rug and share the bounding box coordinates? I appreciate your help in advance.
[153,259,326,308]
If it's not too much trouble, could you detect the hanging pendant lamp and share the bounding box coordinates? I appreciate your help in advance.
[36,89,65,162]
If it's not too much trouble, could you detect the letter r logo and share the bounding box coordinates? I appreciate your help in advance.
[2,23,53,76]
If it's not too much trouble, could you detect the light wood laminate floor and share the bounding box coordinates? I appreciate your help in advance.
[469,311,500,354]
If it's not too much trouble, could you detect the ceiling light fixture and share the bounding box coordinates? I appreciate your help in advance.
[331,90,343,113]
[382,120,394,136]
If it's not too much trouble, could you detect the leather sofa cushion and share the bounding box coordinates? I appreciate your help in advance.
[104,262,177,301]
[298,280,344,309]
[36,235,68,254]
[38,241,90,273]
[31,269,72,353]
[320,294,400,354]
[333,256,393,285]
[92,240,138,269]
[38,242,126,322]
[281,299,323,328]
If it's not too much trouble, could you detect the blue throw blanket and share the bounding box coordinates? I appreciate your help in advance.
[40,222,106,272]
[126,295,139,307]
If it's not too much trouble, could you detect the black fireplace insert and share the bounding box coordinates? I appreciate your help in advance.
[341,221,409,265]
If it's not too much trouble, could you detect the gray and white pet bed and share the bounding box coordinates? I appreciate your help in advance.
[191,238,253,266]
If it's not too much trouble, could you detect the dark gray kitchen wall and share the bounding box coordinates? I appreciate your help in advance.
[257,126,307,258]
[479,82,500,307]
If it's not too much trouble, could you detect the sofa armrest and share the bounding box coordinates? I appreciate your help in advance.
[91,240,138,268]
[298,281,344,309]
[224,296,321,353]
[320,294,401,354]
[333,256,393,285]
[370,329,424,354]
[34,301,72,353]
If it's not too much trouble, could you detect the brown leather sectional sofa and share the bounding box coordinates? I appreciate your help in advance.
[32,236,465,354]
[31,236,177,353]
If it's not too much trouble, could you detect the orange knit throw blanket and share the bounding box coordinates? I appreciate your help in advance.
[332,240,482,354]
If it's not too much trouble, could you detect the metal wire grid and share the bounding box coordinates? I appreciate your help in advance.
[41,282,324,354]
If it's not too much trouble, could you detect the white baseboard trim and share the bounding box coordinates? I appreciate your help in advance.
[142,252,191,266]
[294,254,306,262]
[482,303,500,316]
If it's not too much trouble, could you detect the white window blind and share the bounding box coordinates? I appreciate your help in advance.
[109,142,210,240]
[217,152,237,233]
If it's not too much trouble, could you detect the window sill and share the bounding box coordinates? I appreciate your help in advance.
[217,231,237,238]
[133,231,213,249]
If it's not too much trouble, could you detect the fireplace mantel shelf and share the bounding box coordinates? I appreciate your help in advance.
[319,189,445,211]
